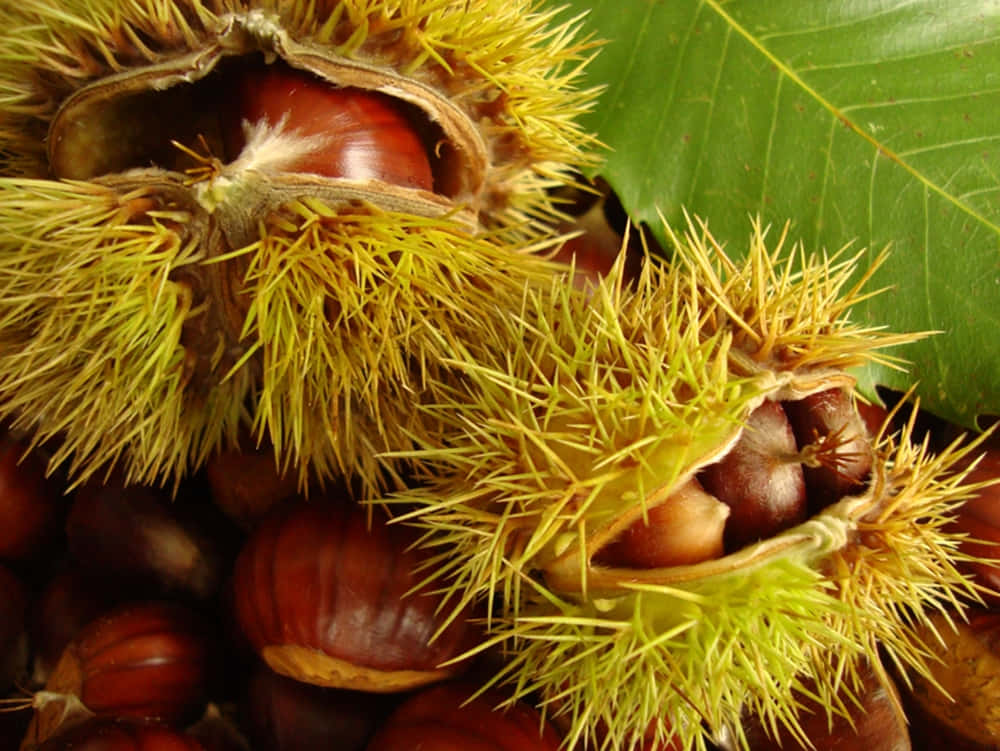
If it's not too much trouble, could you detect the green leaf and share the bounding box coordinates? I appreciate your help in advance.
[553,0,1000,428]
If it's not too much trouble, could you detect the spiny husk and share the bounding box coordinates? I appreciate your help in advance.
[0,0,601,232]
[0,178,564,490]
[374,216,984,750]
[385,215,917,617]
[0,0,601,489]
[473,423,990,751]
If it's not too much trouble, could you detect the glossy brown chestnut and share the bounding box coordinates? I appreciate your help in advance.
[185,704,251,751]
[742,662,910,751]
[0,431,62,561]
[26,601,213,746]
[364,680,564,751]
[783,387,874,514]
[205,439,300,531]
[947,442,1000,606]
[593,478,729,569]
[66,482,224,600]
[698,399,807,551]
[231,497,479,692]
[242,661,389,751]
[35,716,206,751]
[222,62,434,191]
[0,562,28,692]
[29,565,123,684]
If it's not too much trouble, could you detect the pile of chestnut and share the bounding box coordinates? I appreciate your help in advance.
[0,430,568,751]
[2,396,999,750]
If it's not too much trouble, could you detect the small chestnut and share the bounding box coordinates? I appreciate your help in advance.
[25,601,214,746]
[29,565,123,684]
[593,478,729,568]
[231,496,480,693]
[34,716,206,751]
[742,662,910,751]
[902,609,1000,751]
[205,438,300,530]
[783,387,874,513]
[365,680,564,751]
[0,562,29,692]
[65,482,224,600]
[0,431,62,561]
[185,704,251,751]
[242,661,390,751]
[698,399,807,551]
[946,441,1000,605]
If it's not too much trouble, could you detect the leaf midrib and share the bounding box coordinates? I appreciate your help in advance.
[701,0,1000,237]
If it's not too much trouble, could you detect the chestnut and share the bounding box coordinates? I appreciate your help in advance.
[34,716,206,750]
[185,704,251,751]
[29,565,123,684]
[698,399,807,551]
[65,481,224,600]
[221,61,434,191]
[0,562,29,692]
[742,662,910,751]
[0,431,63,561]
[365,680,564,751]
[783,388,874,513]
[901,609,1000,751]
[946,441,1000,606]
[205,438,300,530]
[242,661,390,751]
[25,601,214,746]
[593,478,729,568]
[231,496,480,692]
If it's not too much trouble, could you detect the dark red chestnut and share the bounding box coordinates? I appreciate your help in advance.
[900,609,1000,751]
[231,496,479,692]
[946,441,1000,605]
[34,716,206,751]
[29,565,124,685]
[0,563,28,692]
[222,62,434,191]
[26,601,213,746]
[784,388,874,513]
[185,704,251,751]
[0,431,62,561]
[66,482,224,600]
[699,399,807,551]
[205,439,300,531]
[743,662,909,751]
[242,661,390,751]
[365,680,564,751]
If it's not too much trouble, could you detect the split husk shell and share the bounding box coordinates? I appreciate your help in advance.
[0,0,600,491]
[376,216,989,751]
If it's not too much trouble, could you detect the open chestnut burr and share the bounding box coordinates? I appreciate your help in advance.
[231,495,480,693]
